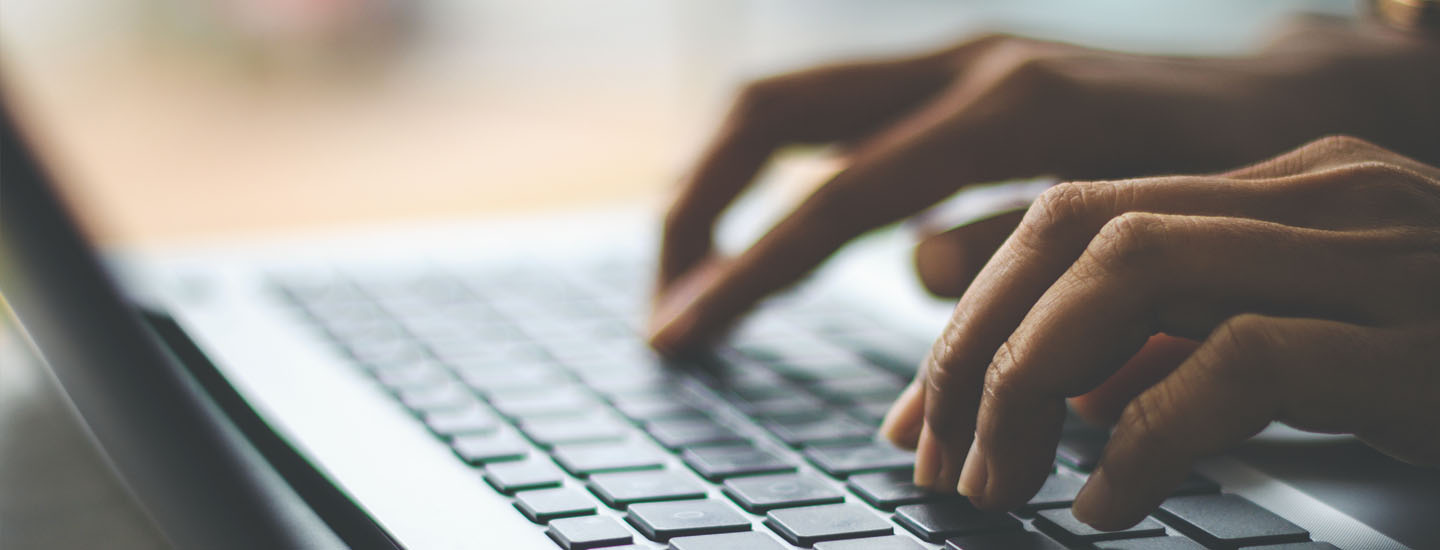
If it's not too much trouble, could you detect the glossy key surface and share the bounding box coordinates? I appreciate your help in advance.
[721,473,844,512]
[846,469,939,510]
[682,445,796,481]
[546,515,634,549]
[647,418,748,450]
[1020,474,1085,512]
[553,441,666,476]
[669,531,788,550]
[1033,509,1166,544]
[483,458,564,494]
[763,503,893,546]
[587,470,707,509]
[945,531,1068,550]
[450,431,528,464]
[626,500,752,541]
[763,413,873,447]
[1156,494,1309,548]
[514,487,597,523]
[893,500,1021,542]
[804,441,913,477]
[814,535,925,549]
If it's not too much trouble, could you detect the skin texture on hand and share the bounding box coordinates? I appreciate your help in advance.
[649,16,1440,531]
[649,17,1440,356]
[881,136,1440,529]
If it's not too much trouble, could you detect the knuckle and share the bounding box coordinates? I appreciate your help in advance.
[1208,314,1283,378]
[1017,182,1102,250]
[1085,212,1172,273]
[1117,389,1175,450]
[1307,134,1381,158]
[982,339,1025,402]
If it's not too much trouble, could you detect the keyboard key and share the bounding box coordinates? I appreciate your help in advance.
[483,459,564,494]
[1019,473,1085,512]
[547,515,635,549]
[1056,425,1108,472]
[763,413,873,447]
[396,382,479,413]
[846,469,940,510]
[1094,537,1208,550]
[804,441,913,477]
[1156,494,1309,548]
[669,531,788,550]
[611,396,703,422]
[626,500,751,541]
[515,487,597,523]
[722,473,844,513]
[1172,473,1220,496]
[1243,544,1340,550]
[646,418,747,450]
[1034,509,1166,544]
[681,445,796,481]
[814,535,925,550]
[807,375,906,402]
[373,361,452,390]
[588,470,707,509]
[735,394,829,420]
[553,442,666,477]
[893,500,1021,543]
[847,401,895,425]
[945,531,1067,550]
[450,431,528,464]
[422,406,501,438]
[764,503,893,546]
[519,415,630,447]
[458,366,570,393]
[489,387,601,420]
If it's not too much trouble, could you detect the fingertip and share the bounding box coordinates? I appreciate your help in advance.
[1072,466,1135,531]
[913,425,942,488]
[880,381,925,448]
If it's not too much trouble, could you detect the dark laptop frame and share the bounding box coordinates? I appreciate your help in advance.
[0,86,382,549]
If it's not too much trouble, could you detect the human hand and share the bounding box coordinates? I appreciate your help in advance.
[880,136,1440,530]
[649,17,1439,355]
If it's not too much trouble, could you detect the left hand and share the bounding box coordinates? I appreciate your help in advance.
[880,135,1440,529]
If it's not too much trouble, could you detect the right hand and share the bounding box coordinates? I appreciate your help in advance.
[648,17,1440,356]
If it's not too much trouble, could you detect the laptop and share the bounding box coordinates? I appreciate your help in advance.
[3,83,1438,550]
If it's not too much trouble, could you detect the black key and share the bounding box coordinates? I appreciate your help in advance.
[422,406,501,438]
[847,401,894,425]
[682,445,796,481]
[519,415,630,447]
[483,459,564,494]
[807,375,905,402]
[553,441,667,477]
[722,473,844,513]
[646,418,747,450]
[397,382,479,413]
[1056,426,1108,472]
[764,503,893,546]
[1172,473,1220,495]
[669,531,788,550]
[814,535,925,550]
[1094,537,1208,550]
[804,441,913,477]
[611,396,703,422]
[588,470,707,509]
[1019,473,1084,512]
[626,500,752,541]
[1156,494,1309,548]
[546,515,635,549]
[735,394,829,420]
[450,431,528,464]
[763,413,873,447]
[846,469,940,510]
[1244,544,1340,550]
[515,487,598,523]
[1034,508,1167,544]
[945,531,1068,550]
[489,387,601,420]
[893,500,1021,543]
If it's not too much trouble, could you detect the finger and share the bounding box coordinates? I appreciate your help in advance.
[1072,315,1422,529]
[913,210,1026,298]
[1068,334,1198,427]
[880,376,927,449]
[658,49,963,289]
[967,214,1429,511]
[917,168,1438,493]
[1223,135,1440,180]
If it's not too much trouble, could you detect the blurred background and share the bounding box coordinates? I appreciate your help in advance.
[2,0,1353,245]
[1,1,1356,548]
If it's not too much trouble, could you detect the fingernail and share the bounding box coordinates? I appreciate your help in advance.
[1072,467,1113,527]
[879,381,922,444]
[914,425,940,488]
[957,437,988,501]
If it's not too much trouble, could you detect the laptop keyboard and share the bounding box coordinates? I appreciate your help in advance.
[271,260,1333,550]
